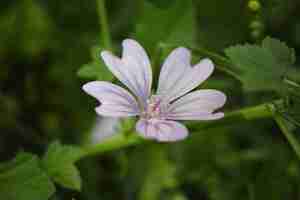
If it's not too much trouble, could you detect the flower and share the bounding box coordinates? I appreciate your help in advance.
[83,39,226,142]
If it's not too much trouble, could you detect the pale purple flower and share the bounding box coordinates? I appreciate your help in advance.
[83,39,226,142]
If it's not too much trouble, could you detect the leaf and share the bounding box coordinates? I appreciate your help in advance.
[77,63,103,79]
[51,164,81,191]
[0,152,55,200]
[225,37,296,91]
[42,142,84,191]
[134,0,196,53]
[77,46,113,81]
[262,36,296,67]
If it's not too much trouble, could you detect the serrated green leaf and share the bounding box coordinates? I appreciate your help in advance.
[42,142,84,191]
[0,152,55,200]
[134,0,196,53]
[262,36,296,66]
[225,37,296,91]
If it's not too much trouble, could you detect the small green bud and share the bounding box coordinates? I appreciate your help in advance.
[251,30,261,39]
[248,0,261,12]
[249,20,263,30]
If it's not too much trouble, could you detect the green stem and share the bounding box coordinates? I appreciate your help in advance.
[274,114,300,160]
[283,77,300,88]
[76,101,277,161]
[189,101,274,131]
[79,132,144,160]
[96,0,112,50]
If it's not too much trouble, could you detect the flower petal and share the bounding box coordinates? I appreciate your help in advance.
[91,117,120,143]
[101,39,152,107]
[82,81,140,117]
[166,89,226,120]
[136,119,188,142]
[157,47,191,95]
[157,54,214,102]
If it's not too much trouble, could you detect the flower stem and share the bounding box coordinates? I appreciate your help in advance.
[76,101,278,161]
[78,132,144,160]
[96,0,112,50]
[273,114,300,160]
[189,101,275,131]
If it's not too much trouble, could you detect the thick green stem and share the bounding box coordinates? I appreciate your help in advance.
[77,102,277,161]
[189,102,274,132]
[96,0,112,50]
[283,77,300,88]
[79,132,144,159]
[274,114,300,160]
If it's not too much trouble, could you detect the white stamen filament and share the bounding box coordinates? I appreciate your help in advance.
[141,95,167,119]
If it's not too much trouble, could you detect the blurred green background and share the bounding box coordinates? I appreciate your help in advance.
[1,0,300,199]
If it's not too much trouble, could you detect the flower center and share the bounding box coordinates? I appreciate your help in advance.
[142,95,167,119]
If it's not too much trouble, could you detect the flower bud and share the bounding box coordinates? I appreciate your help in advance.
[248,0,261,12]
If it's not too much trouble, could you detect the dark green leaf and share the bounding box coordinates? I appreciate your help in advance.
[0,152,55,200]
[225,37,296,91]
[42,142,84,191]
[262,36,296,67]
[134,0,196,53]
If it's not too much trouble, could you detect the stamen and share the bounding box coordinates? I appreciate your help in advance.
[142,95,168,120]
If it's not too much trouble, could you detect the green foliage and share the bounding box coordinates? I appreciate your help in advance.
[225,37,296,91]
[194,0,249,50]
[174,124,299,200]
[0,0,53,57]
[262,37,296,66]
[134,0,196,53]
[127,145,178,200]
[1,0,300,199]
[276,80,300,132]
[42,142,84,191]
[0,152,55,200]
[77,46,114,81]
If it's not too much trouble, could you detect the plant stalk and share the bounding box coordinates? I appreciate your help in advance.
[77,101,277,161]
[96,0,112,50]
[274,114,300,160]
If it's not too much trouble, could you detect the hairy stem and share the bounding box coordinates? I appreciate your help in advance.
[80,132,144,159]
[273,114,300,160]
[76,101,277,161]
[189,101,274,131]
[96,0,112,50]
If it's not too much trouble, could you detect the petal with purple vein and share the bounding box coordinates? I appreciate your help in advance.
[82,81,140,117]
[166,89,226,120]
[136,119,188,142]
